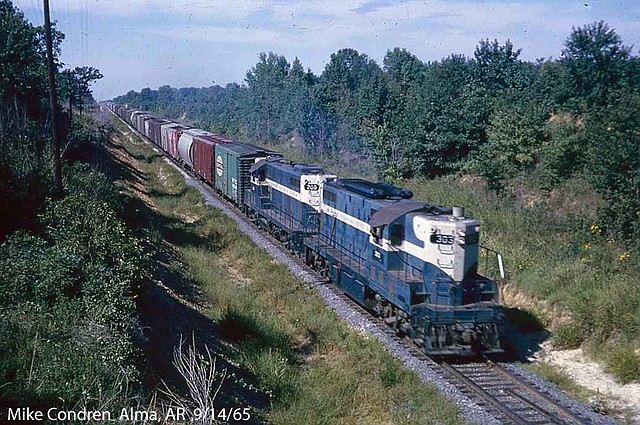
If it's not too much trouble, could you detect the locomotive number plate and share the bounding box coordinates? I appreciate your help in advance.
[430,234,454,245]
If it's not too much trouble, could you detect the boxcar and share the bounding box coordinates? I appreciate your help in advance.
[167,125,190,159]
[149,119,171,146]
[214,143,280,205]
[129,111,146,128]
[192,135,229,185]
[143,117,155,139]
[160,123,181,152]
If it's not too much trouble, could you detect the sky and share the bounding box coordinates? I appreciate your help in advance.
[13,0,640,101]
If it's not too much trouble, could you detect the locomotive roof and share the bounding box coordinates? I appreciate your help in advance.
[326,178,413,200]
[369,200,453,227]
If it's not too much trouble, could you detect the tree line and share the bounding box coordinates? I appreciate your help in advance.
[115,21,640,244]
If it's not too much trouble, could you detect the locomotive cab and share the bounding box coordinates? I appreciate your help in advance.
[369,203,503,355]
[408,210,503,354]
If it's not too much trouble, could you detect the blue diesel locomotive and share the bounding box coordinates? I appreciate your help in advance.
[108,103,504,356]
[247,160,503,356]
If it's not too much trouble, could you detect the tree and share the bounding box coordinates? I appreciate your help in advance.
[316,48,387,141]
[0,0,61,118]
[562,21,631,107]
[412,54,489,176]
[60,66,102,120]
[477,90,548,185]
[245,52,291,139]
[378,48,426,178]
[473,39,534,92]
[298,99,336,154]
[585,88,640,240]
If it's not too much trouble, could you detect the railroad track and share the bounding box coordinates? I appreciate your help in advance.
[324,283,592,425]
[434,360,590,424]
[106,107,612,425]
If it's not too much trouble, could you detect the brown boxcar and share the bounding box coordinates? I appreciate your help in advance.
[192,137,216,184]
[149,119,171,146]
[192,134,230,184]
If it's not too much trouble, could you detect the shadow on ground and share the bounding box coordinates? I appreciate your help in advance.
[97,119,270,422]
[501,306,551,363]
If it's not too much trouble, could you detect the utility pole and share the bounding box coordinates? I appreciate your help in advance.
[43,0,63,196]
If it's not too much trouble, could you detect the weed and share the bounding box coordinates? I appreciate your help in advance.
[605,345,640,384]
[553,323,584,349]
[379,360,401,388]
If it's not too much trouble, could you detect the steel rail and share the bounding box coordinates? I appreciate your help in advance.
[438,361,529,425]
[486,359,590,425]
[503,388,560,424]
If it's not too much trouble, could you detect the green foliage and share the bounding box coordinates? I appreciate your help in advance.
[553,322,584,349]
[245,52,307,140]
[0,164,145,408]
[379,360,401,388]
[605,345,640,384]
[0,103,53,239]
[0,0,49,117]
[473,39,535,91]
[0,1,126,413]
[562,21,631,107]
[0,302,134,408]
[0,232,79,304]
[584,89,640,241]
[477,90,547,185]
[61,66,103,111]
[537,114,586,187]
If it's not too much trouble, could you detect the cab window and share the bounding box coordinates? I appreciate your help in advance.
[390,223,403,246]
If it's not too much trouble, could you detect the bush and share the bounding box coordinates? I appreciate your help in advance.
[379,360,401,388]
[553,323,584,349]
[0,302,134,408]
[0,164,145,410]
[605,345,640,384]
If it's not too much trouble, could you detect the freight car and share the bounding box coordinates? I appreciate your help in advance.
[214,143,280,205]
[106,103,504,356]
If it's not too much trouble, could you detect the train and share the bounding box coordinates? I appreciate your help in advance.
[106,103,504,356]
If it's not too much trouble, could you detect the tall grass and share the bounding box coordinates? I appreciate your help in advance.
[112,120,463,424]
[405,175,640,383]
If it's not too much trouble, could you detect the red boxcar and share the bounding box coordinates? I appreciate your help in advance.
[192,134,229,184]
[168,126,189,160]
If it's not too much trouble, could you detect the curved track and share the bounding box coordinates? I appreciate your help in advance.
[107,107,617,425]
